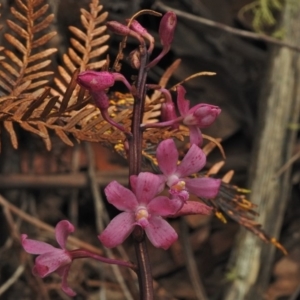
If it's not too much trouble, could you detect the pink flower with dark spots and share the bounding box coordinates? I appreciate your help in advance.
[21,220,76,297]
[156,139,221,208]
[99,172,178,250]
[177,85,221,145]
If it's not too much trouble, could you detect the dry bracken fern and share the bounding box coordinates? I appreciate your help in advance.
[0,0,116,149]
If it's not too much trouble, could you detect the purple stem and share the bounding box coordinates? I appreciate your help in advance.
[101,109,132,137]
[141,116,183,128]
[128,41,154,299]
[70,249,137,271]
[146,46,170,69]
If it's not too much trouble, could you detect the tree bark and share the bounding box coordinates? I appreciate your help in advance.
[224,2,300,300]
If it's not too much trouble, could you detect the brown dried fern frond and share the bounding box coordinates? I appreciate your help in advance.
[0,0,111,150]
[0,0,57,96]
[0,0,57,148]
[53,0,109,100]
[0,70,133,150]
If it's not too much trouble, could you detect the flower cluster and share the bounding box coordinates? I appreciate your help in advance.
[98,139,220,250]
[21,10,223,298]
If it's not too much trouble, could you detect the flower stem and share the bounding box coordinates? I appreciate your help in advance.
[70,249,137,271]
[128,43,154,300]
[141,116,183,128]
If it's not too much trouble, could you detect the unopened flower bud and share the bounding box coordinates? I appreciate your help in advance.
[161,102,179,129]
[107,21,144,45]
[158,11,177,47]
[184,104,221,127]
[77,71,132,94]
[77,71,115,91]
[158,88,179,129]
[128,19,147,35]
[106,21,131,36]
[127,19,155,53]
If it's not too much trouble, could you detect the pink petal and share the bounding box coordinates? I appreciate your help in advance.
[145,215,178,249]
[104,181,138,211]
[172,200,213,217]
[21,234,56,254]
[55,220,74,250]
[147,196,179,216]
[135,172,161,205]
[156,139,178,176]
[98,212,135,248]
[33,249,72,277]
[157,174,167,194]
[185,177,221,198]
[176,85,190,116]
[58,265,76,297]
[188,125,203,146]
[129,175,137,194]
[176,144,206,177]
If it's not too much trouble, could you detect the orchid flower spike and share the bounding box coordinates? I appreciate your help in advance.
[21,220,77,297]
[177,85,221,146]
[156,138,221,209]
[99,172,178,250]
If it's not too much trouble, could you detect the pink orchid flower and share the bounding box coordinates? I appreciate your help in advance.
[156,138,221,208]
[177,85,221,145]
[99,172,178,250]
[21,220,76,297]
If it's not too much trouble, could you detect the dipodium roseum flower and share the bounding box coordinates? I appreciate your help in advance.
[21,220,76,296]
[177,85,221,145]
[156,139,221,206]
[99,172,178,250]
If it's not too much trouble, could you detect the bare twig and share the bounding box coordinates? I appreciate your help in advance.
[152,1,300,52]
[180,218,208,300]
[69,144,81,227]
[0,265,25,296]
[0,170,128,189]
[274,150,300,177]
